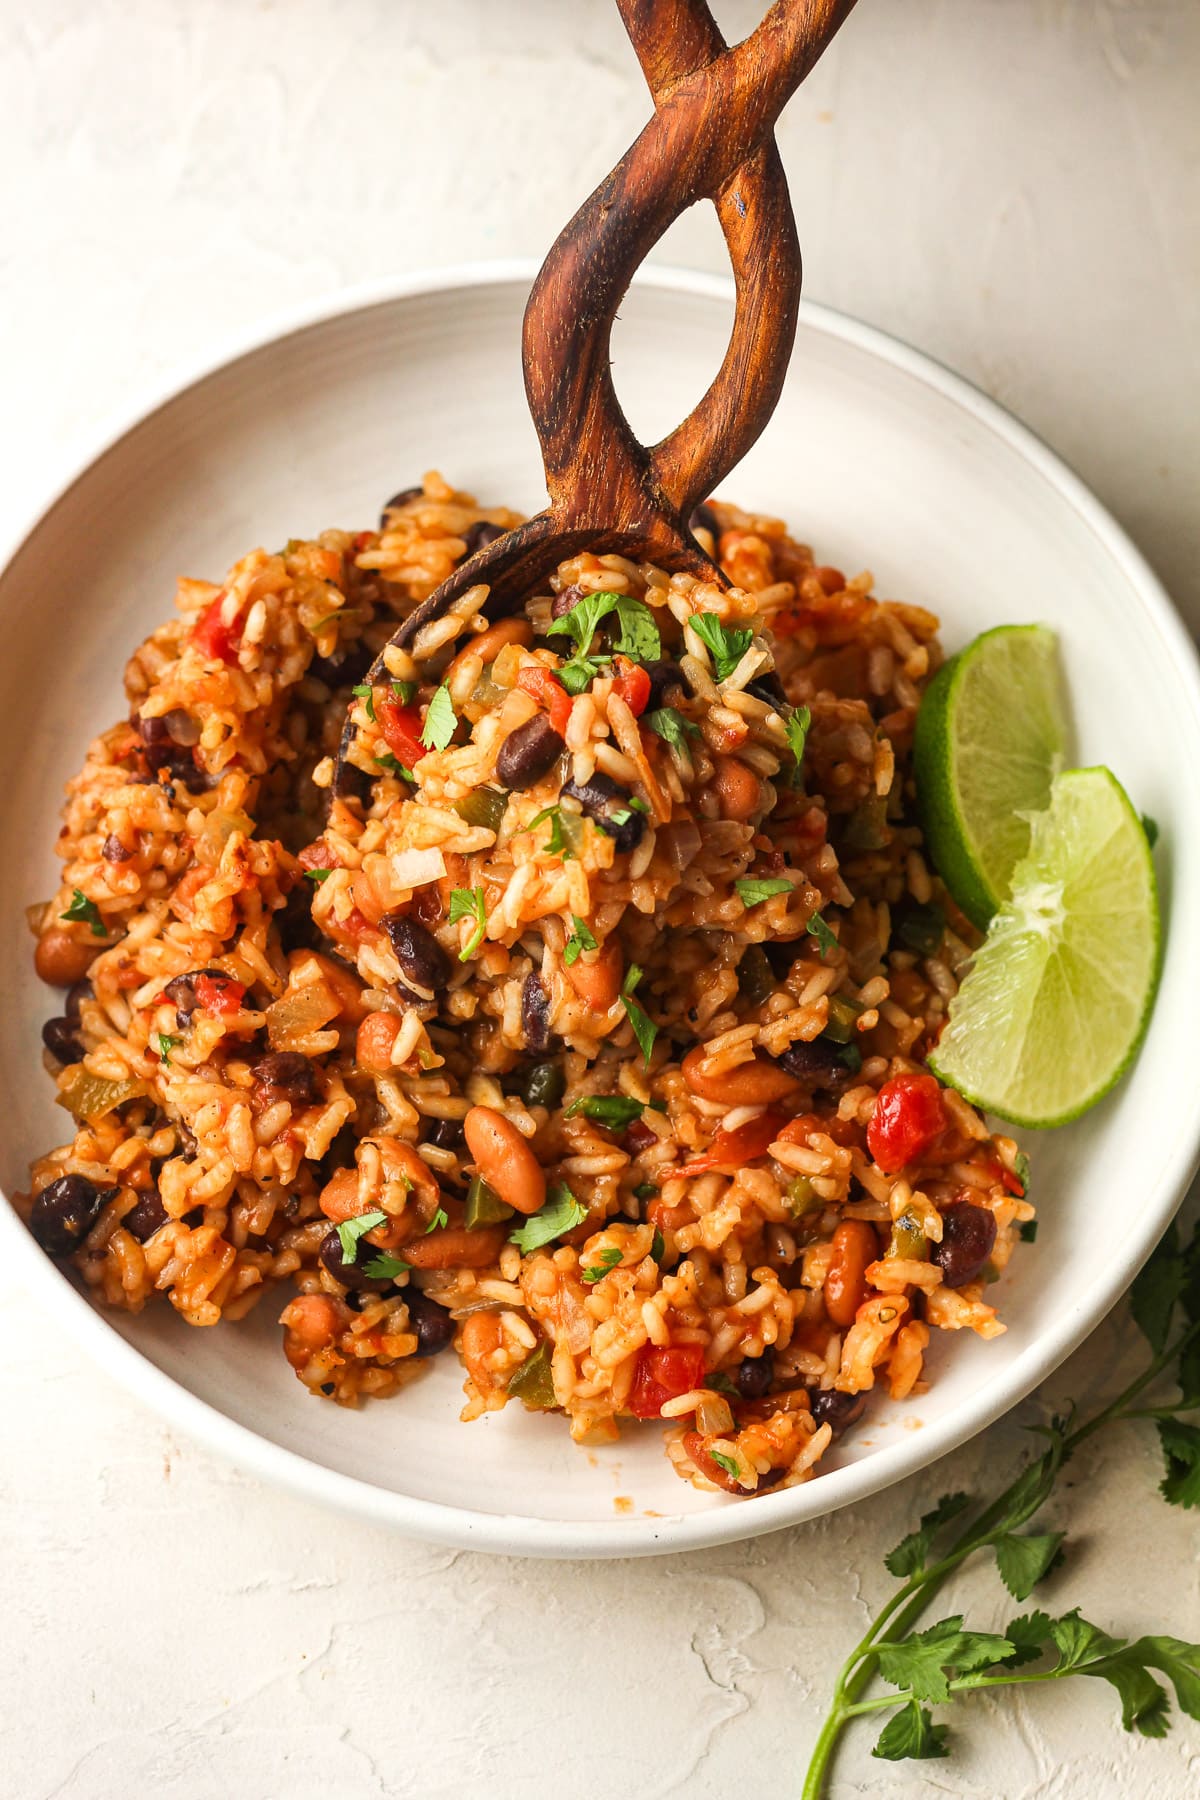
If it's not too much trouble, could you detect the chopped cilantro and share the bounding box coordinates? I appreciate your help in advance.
[61,889,106,938]
[425,1207,449,1234]
[336,1209,388,1266]
[362,1251,410,1280]
[351,682,376,721]
[564,1094,646,1129]
[610,593,662,661]
[391,680,417,704]
[448,886,487,960]
[373,750,413,779]
[645,706,699,751]
[509,1182,588,1254]
[420,682,457,751]
[709,1449,741,1479]
[563,915,599,966]
[634,1182,659,1201]
[620,964,658,1064]
[547,589,661,692]
[735,876,794,908]
[582,1245,623,1284]
[650,1226,665,1261]
[155,1032,180,1065]
[784,704,811,783]
[1014,1150,1032,1194]
[522,803,581,860]
[807,912,839,958]
[629,796,649,813]
[690,612,754,681]
[304,868,333,883]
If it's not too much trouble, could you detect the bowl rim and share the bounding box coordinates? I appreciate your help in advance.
[4,257,1200,1558]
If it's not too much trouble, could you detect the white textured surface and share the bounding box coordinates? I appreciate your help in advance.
[2,1,1198,1793]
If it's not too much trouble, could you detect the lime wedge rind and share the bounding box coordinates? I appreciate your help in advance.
[929,765,1161,1129]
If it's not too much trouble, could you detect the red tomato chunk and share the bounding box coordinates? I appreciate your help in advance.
[376,694,428,769]
[193,973,245,1016]
[867,1072,946,1173]
[628,1343,707,1420]
[191,594,242,664]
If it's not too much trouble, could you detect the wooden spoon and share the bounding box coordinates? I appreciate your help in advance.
[336,0,857,790]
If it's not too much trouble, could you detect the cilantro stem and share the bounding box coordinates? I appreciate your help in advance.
[800,1314,1200,1800]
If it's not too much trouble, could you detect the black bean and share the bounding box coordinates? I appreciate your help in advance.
[30,1174,110,1256]
[561,774,645,854]
[318,1226,397,1292]
[275,884,321,955]
[521,973,551,1054]
[930,1201,997,1288]
[124,1188,169,1243]
[497,714,564,791]
[163,967,228,1027]
[777,1038,853,1095]
[65,980,92,1022]
[309,638,374,690]
[317,1124,360,1184]
[381,912,449,993]
[251,1051,320,1107]
[407,1288,454,1356]
[461,520,505,557]
[136,713,209,793]
[736,1345,775,1399]
[643,658,689,709]
[41,1016,82,1063]
[379,484,423,527]
[102,834,132,864]
[746,672,788,710]
[551,582,585,621]
[689,502,720,542]
[425,1116,465,1151]
[810,1388,867,1437]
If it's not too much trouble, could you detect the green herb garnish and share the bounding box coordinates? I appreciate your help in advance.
[420,681,457,751]
[735,876,794,908]
[391,680,417,704]
[620,964,658,1063]
[351,682,376,721]
[304,868,333,883]
[800,1215,1200,1795]
[373,750,413,779]
[563,915,598,966]
[564,1094,646,1130]
[425,1207,449,1234]
[508,1183,588,1254]
[522,803,581,861]
[336,1209,387,1266]
[634,1182,658,1202]
[582,1246,623,1284]
[650,1227,666,1261]
[690,612,754,681]
[448,886,487,960]
[547,590,662,694]
[362,1251,410,1280]
[61,889,105,937]
[646,706,700,752]
[155,1032,180,1065]
[807,912,839,958]
[784,703,812,783]
[709,1449,741,1479]
[1014,1150,1032,1194]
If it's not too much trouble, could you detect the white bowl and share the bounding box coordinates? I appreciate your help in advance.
[3,263,1198,1558]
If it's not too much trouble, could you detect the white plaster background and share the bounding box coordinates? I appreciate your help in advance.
[2,2,1199,1795]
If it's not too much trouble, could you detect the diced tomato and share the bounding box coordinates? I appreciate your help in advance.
[628,1343,707,1420]
[191,594,242,663]
[353,530,375,553]
[193,972,246,1016]
[675,1112,787,1179]
[867,1073,946,1174]
[517,665,572,737]
[376,693,428,768]
[647,1197,691,1233]
[613,657,651,718]
[338,907,376,944]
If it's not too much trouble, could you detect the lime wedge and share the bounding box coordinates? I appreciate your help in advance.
[914,625,1067,928]
[930,767,1160,1127]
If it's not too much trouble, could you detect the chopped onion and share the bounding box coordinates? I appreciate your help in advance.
[389,847,447,889]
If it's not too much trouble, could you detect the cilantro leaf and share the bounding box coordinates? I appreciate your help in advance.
[582,1245,623,1284]
[155,1032,180,1065]
[304,868,333,883]
[806,912,839,958]
[620,964,658,1064]
[645,706,699,752]
[547,589,615,654]
[735,876,794,908]
[420,681,457,751]
[1158,1418,1200,1508]
[876,1617,1014,1704]
[650,1227,665,1261]
[61,889,106,938]
[509,1183,588,1254]
[523,803,581,860]
[425,1207,449,1234]
[448,886,487,960]
[709,1449,741,1479]
[871,1702,949,1762]
[1132,1221,1185,1353]
[564,1094,646,1130]
[783,703,811,780]
[612,594,662,661]
[885,1491,972,1578]
[993,1531,1065,1601]
[391,680,417,704]
[336,1209,387,1266]
[1014,1149,1032,1193]
[689,612,754,681]
[1004,1609,1055,1667]
[351,682,376,721]
[563,915,598,966]
[361,1251,410,1280]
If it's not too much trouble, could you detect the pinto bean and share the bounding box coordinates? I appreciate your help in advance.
[464,1106,546,1216]
[681,1044,800,1107]
[381,912,449,993]
[497,713,564,790]
[561,936,623,1011]
[282,1293,343,1367]
[355,1011,401,1073]
[711,754,762,821]
[378,484,423,526]
[34,927,98,987]
[551,582,585,620]
[400,1224,507,1269]
[644,657,689,708]
[460,1310,505,1386]
[745,671,788,710]
[823,1221,879,1328]
[123,1187,169,1243]
[445,615,532,685]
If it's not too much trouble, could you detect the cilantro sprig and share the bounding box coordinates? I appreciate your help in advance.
[448,886,487,960]
[420,681,457,751]
[563,915,598,966]
[800,1214,1200,1796]
[61,889,106,938]
[336,1209,387,1267]
[645,706,700,752]
[547,590,661,693]
[620,964,658,1064]
[508,1182,588,1255]
[689,612,754,681]
[735,876,794,909]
